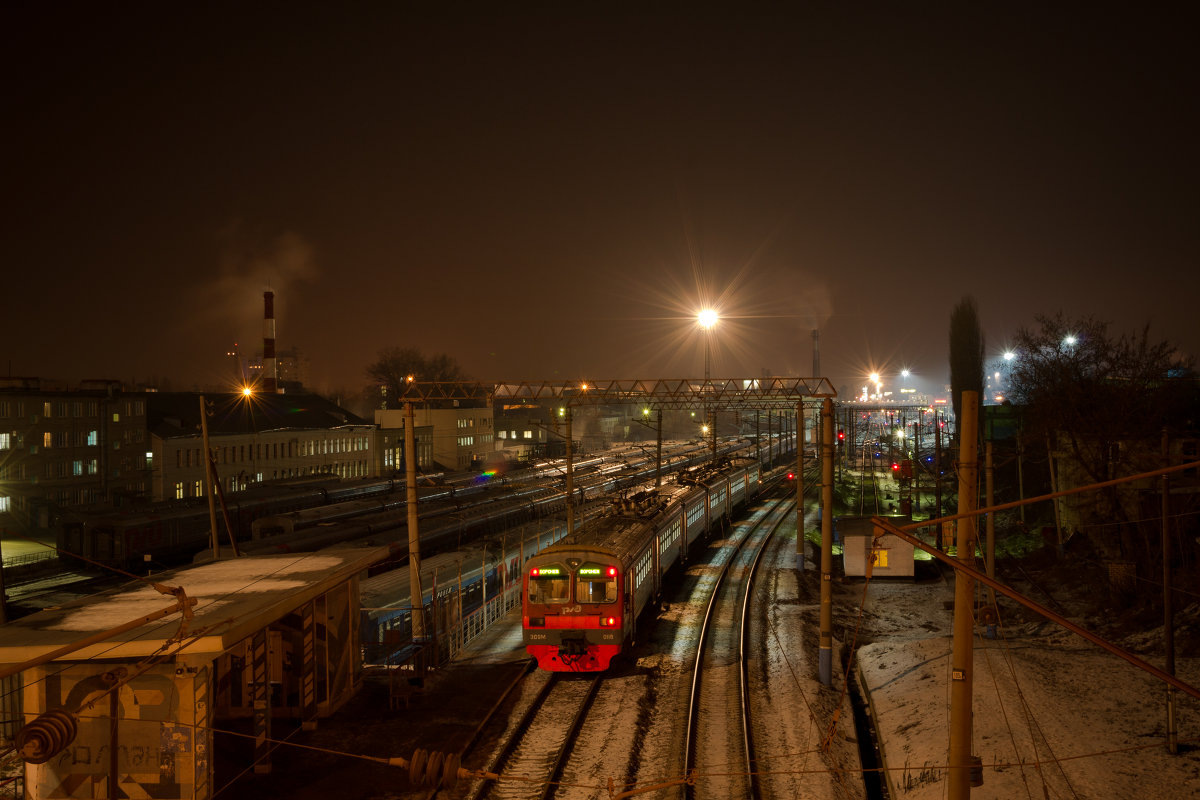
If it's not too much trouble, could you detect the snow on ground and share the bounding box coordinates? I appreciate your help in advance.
[853,577,1200,799]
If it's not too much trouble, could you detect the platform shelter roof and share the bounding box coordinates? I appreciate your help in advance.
[0,547,387,666]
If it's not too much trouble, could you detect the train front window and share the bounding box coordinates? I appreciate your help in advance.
[528,565,570,604]
[576,563,617,604]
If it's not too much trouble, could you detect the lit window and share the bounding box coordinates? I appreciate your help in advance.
[0,433,8,450]
[88,430,98,446]
[0,496,8,513]
[43,432,52,448]
[73,460,83,476]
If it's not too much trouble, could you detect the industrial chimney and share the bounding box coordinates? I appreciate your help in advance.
[263,291,277,393]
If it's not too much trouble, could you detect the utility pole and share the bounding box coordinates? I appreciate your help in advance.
[913,415,922,513]
[1046,433,1064,557]
[654,409,662,488]
[1162,428,1178,754]
[948,390,979,800]
[818,398,834,686]
[935,408,943,550]
[985,439,996,611]
[1015,431,1026,525]
[755,413,761,468]
[796,400,805,571]
[200,395,220,561]
[565,406,574,534]
[405,401,423,639]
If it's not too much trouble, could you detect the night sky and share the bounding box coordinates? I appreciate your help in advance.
[6,5,1198,400]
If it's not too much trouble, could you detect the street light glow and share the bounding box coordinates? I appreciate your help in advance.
[697,308,719,329]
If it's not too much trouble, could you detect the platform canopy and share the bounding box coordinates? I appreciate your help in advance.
[0,547,388,665]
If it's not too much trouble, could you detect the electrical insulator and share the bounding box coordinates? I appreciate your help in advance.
[407,748,464,789]
[14,708,78,764]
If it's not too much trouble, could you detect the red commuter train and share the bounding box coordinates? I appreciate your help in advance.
[522,456,763,671]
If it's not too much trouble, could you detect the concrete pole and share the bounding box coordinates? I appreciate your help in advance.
[948,390,979,800]
[1046,433,1064,557]
[710,409,717,463]
[1162,428,1178,754]
[796,400,805,571]
[565,406,574,534]
[985,440,996,610]
[755,413,761,469]
[405,401,423,639]
[199,395,220,561]
[1016,432,1026,524]
[655,409,663,489]
[935,409,943,550]
[819,398,834,686]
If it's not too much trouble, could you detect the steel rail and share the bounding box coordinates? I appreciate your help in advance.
[684,495,790,798]
[738,500,792,800]
[425,660,534,800]
[537,676,603,800]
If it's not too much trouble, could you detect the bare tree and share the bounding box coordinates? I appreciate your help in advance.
[1009,314,1188,480]
[1008,313,1192,557]
[365,347,466,407]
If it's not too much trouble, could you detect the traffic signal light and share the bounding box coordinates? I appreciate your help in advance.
[786,471,796,481]
[837,429,845,442]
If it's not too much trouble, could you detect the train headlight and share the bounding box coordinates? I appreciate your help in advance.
[599,616,618,627]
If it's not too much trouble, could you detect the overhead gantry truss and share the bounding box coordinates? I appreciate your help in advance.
[393,376,836,409]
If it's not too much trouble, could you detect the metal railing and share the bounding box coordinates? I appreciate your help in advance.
[1,551,56,569]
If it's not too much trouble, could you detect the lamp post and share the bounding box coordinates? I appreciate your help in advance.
[698,309,719,462]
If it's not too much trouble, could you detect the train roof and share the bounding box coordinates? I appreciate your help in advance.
[535,482,696,564]
[0,548,387,664]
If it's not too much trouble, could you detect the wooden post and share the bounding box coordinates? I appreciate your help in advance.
[948,391,979,799]
[300,601,317,730]
[565,406,574,534]
[796,400,806,571]
[1163,428,1178,754]
[251,627,272,774]
[199,395,220,561]
[819,398,834,686]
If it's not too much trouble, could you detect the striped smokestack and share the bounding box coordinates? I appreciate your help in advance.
[263,290,277,393]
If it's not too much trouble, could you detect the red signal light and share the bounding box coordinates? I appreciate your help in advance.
[606,566,618,577]
[891,463,900,471]
[786,471,795,480]
[837,430,845,441]
[600,616,618,627]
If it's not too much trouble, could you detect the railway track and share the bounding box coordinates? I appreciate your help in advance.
[684,495,793,799]
[462,671,604,800]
